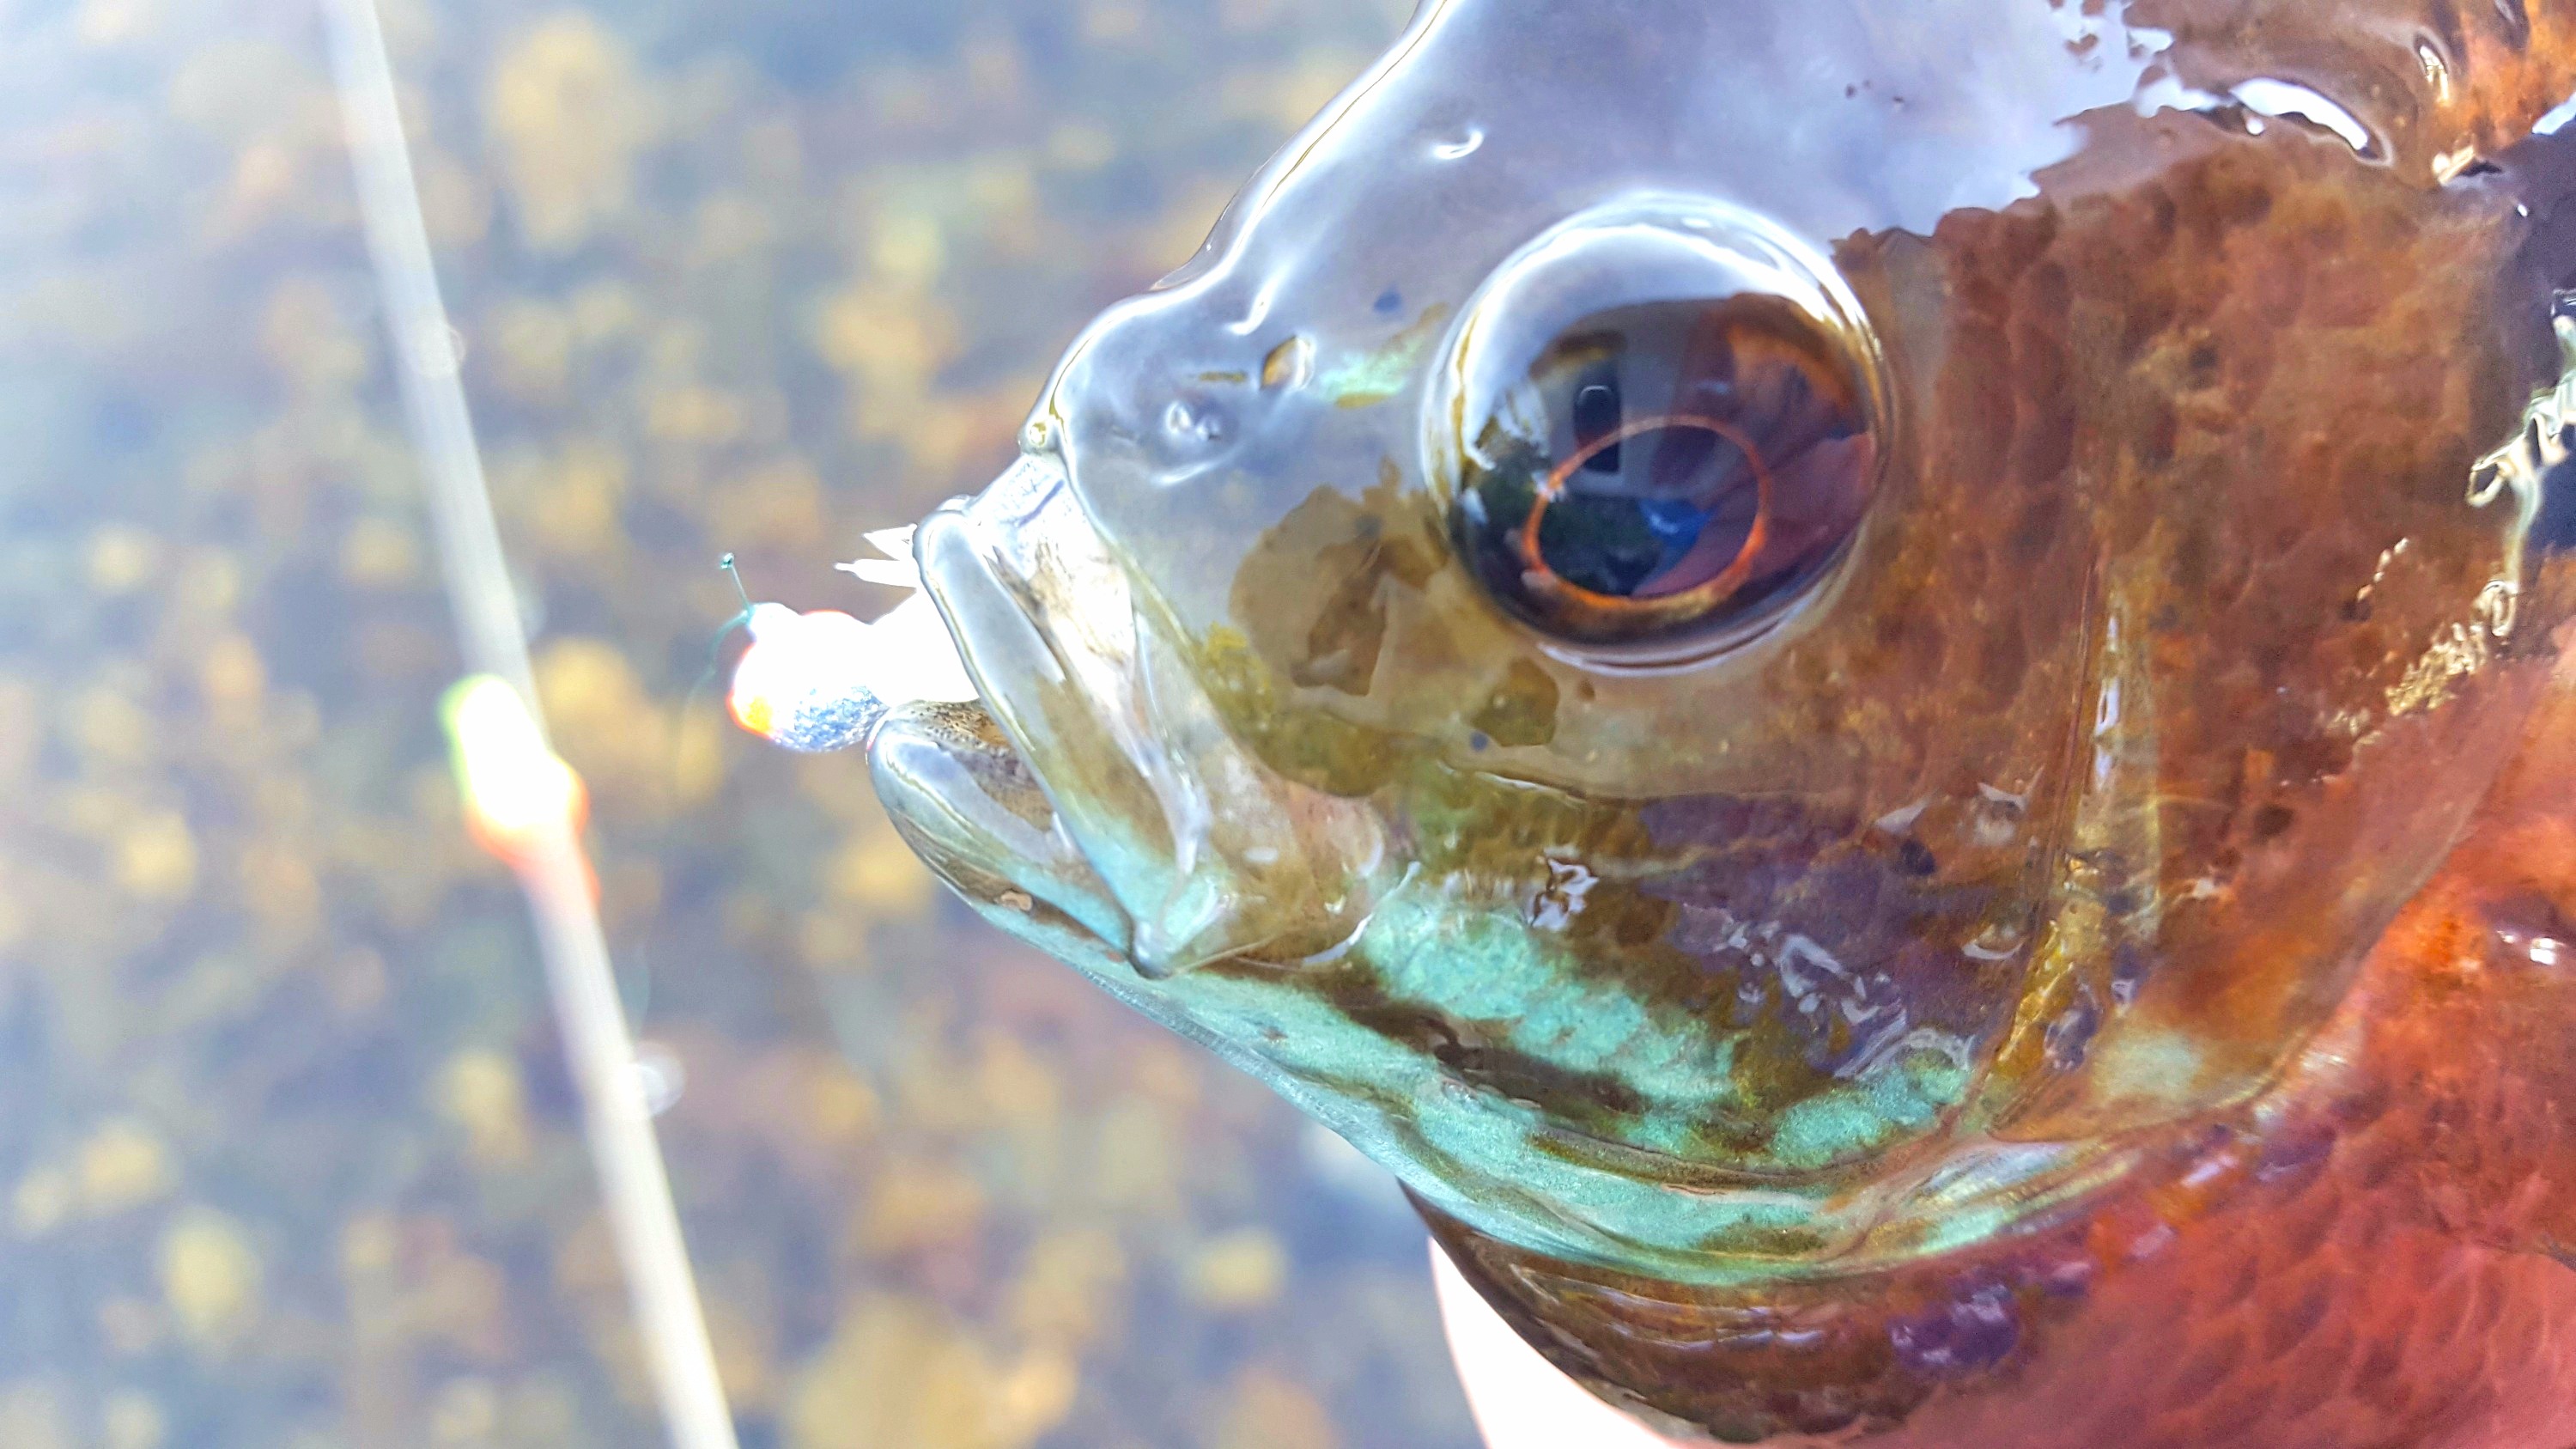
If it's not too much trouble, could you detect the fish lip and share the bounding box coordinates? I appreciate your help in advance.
[894,452,1388,979]
[894,452,1230,976]
[866,693,1133,954]
[866,454,1133,947]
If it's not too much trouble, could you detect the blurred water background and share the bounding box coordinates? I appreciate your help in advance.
[0,0,1485,1444]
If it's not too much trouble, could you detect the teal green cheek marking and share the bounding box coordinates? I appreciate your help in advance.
[948,882,1975,1275]
[1316,311,1444,407]
[1176,965,1830,1264]
[1766,1045,1971,1170]
[1357,883,1744,1117]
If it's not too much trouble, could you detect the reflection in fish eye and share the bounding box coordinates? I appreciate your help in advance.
[1427,198,1882,658]
[1433,200,1881,655]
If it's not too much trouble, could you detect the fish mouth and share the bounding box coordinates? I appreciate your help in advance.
[867,454,1389,981]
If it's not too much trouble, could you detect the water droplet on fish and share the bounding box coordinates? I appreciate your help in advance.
[1432,125,1484,159]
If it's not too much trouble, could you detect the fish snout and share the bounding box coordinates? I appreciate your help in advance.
[899,453,1393,980]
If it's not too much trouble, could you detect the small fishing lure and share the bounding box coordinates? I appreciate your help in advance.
[720,533,975,754]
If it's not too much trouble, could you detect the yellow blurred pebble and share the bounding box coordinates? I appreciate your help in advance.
[340,1213,400,1280]
[197,634,265,714]
[645,385,746,443]
[115,813,198,903]
[14,1167,72,1237]
[159,1209,264,1346]
[100,1391,165,1449]
[667,707,726,809]
[522,444,628,562]
[807,1069,879,1146]
[1127,1037,1206,1108]
[1217,1369,1342,1449]
[74,0,155,45]
[993,1349,1078,1443]
[489,298,575,403]
[419,1251,511,1358]
[71,685,153,769]
[259,278,367,396]
[1090,1098,1180,1214]
[702,1294,778,1415]
[1151,179,1249,278]
[486,13,651,253]
[0,1380,70,1449]
[438,1050,533,1167]
[787,1294,1033,1449]
[976,1033,1063,1123]
[871,211,945,287]
[173,551,241,618]
[814,283,957,397]
[224,140,300,231]
[428,1377,499,1445]
[337,517,422,589]
[531,634,702,818]
[1186,1227,1288,1312]
[85,527,159,594]
[1008,1227,1123,1349]
[569,279,641,344]
[240,841,322,946]
[530,633,640,729]
[1043,121,1116,171]
[76,1120,173,1215]
[493,1379,582,1446]
[796,905,871,971]
[59,782,129,840]
[1267,52,1372,132]
[964,155,1038,220]
[826,825,937,917]
[706,459,825,551]
[857,1158,985,1256]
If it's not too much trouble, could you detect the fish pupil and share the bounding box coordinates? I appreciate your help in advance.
[1536,427,1762,597]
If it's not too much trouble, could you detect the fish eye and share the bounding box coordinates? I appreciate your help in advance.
[1429,198,1882,658]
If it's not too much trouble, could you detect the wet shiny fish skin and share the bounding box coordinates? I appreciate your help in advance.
[1432,686,2576,1443]
[839,0,2576,1439]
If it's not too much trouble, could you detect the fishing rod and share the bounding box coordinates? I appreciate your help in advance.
[317,3,741,1446]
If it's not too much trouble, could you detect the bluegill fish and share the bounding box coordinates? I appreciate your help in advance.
[737,0,2576,1440]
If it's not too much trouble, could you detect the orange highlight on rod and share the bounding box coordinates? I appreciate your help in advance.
[440,674,593,886]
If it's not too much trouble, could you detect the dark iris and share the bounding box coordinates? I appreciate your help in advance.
[1453,293,1875,650]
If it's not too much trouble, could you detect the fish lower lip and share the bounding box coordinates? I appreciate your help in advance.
[866,697,1133,956]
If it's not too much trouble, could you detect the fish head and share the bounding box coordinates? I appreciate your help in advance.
[858,0,2576,1275]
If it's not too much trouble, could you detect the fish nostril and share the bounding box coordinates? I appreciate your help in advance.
[1162,395,1230,447]
[1260,334,1314,390]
